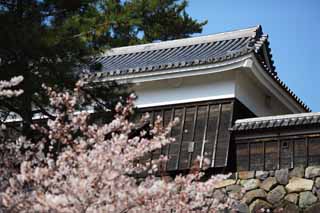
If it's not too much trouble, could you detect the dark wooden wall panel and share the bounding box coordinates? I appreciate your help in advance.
[280,140,293,169]
[140,99,234,171]
[236,143,249,171]
[294,139,307,167]
[308,137,320,166]
[265,141,278,170]
[249,142,264,170]
[236,135,320,171]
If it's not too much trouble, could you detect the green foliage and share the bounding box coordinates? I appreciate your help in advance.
[0,0,206,136]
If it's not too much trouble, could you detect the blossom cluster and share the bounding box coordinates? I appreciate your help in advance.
[0,76,24,98]
[0,81,239,212]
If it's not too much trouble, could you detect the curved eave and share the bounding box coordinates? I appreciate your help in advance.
[246,53,310,113]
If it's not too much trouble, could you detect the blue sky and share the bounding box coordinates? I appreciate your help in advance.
[187,0,320,112]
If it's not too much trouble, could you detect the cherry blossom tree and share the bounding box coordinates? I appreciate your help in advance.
[0,80,240,212]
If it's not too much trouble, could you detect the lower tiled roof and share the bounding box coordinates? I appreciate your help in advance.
[232,112,320,131]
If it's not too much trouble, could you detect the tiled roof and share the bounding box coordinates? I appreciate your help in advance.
[85,26,274,76]
[83,25,310,112]
[232,112,320,131]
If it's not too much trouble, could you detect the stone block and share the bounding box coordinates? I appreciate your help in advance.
[214,179,237,189]
[315,177,320,188]
[213,189,226,203]
[240,179,260,191]
[285,193,298,204]
[235,202,249,213]
[267,185,286,204]
[243,189,267,204]
[305,166,320,179]
[249,199,271,213]
[277,201,300,213]
[226,184,242,193]
[238,171,255,180]
[275,168,289,185]
[304,202,320,213]
[289,166,305,178]
[286,177,313,193]
[255,171,269,180]
[260,177,278,192]
[299,191,318,208]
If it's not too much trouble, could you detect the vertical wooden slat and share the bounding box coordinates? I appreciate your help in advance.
[211,104,222,167]
[176,107,186,170]
[263,141,266,171]
[152,110,163,160]
[277,139,281,169]
[293,138,307,167]
[191,106,208,166]
[179,107,197,170]
[204,104,220,166]
[250,142,264,170]
[166,108,183,171]
[215,103,232,167]
[307,137,320,166]
[236,142,250,171]
[306,137,309,167]
[291,140,295,168]
[159,109,166,156]
[188,106,198,168]
[265,141,278,170]
[248,142,251,171]
[199,105,210,168]
[224,101,235,167]
[164,109,175,170]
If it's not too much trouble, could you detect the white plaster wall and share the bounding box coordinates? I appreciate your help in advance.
[235,70,292,116]
[134,71,236,108]
[132,67,293,116]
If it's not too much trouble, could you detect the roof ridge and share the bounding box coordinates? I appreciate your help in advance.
[102,25,261,56]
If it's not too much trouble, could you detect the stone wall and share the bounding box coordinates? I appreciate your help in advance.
[216,166,320,212]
